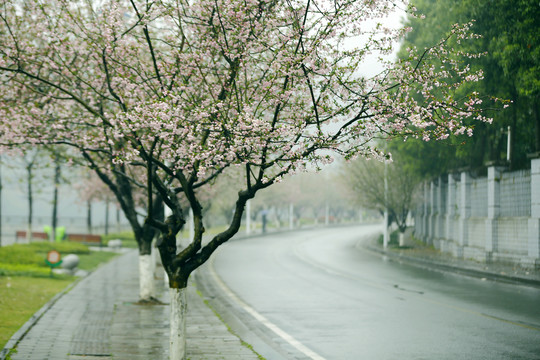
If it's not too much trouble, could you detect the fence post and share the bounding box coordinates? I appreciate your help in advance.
[458,171,471,258]
[414,193,423,240]
[434,178,441,241]
[446,174,457,246]
[428,181,436,245]
[526,158,540,268]
[421,182,429,243]
[485,166,504,262]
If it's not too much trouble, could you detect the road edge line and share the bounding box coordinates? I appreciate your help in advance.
[207,258,327,360]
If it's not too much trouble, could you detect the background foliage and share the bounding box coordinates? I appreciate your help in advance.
[391,0,539,178]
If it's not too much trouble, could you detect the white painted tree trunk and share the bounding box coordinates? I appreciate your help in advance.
[153,242,161,273]
[169,288,187,360]
[246,200,251,235]
[188,208,194,243]
[164,270,169,286]
[139,254,155,300]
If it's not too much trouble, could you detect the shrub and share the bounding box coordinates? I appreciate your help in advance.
[0,242,90,270]
[101,231,135,242]
[0,245,45,266]
[26,241,90,255]
[0,263,53,277]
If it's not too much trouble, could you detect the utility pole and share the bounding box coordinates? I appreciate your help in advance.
[506,126,511,163]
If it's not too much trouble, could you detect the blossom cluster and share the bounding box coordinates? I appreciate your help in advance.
[0,0,499,195]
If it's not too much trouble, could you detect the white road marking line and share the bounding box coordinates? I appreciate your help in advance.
[208,258,327,360]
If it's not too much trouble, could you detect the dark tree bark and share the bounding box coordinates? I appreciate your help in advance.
[26,162,33,242]
[87,200,92,234]
[51,154,61,242]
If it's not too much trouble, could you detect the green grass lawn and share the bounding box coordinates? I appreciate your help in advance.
[77,251,118,271]
[0,276,73,348]
[102,231,138,248]
[0,241,120,348]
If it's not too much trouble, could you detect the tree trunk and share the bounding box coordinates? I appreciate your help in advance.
[116,207,120,233]
[26,165,33,243]
[52,185,58,242]
[158,189,252,360]
[138,225,159,300]
[51,157,60,242]
[169,287,187,360]
[399,232,405,247]
[138,253,155,301]
[87,200,92,234]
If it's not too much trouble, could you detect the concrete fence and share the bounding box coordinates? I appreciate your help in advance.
[413,158,540,269]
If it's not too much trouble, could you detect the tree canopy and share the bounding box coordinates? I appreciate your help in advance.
[342,149,420,233]
[0,0,498,291]
[0,1,507,357]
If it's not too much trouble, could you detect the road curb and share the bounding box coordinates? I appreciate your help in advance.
[362,241,540,289]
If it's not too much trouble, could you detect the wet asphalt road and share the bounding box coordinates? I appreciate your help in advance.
[207,224,540,360]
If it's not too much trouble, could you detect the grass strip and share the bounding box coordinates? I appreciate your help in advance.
[0,242,120,349]
[0,276,73,348]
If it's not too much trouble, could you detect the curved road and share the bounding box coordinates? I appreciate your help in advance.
[201,224,540,360]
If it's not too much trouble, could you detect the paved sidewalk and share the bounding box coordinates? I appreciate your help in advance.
[3,250,260,360]
[366,239,540,288]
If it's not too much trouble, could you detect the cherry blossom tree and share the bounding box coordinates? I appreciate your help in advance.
[0,0,502,358]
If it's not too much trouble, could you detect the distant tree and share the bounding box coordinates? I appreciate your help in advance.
[6,146,73,242]
[343,155,419,234]
[270,170,353,224]
[10,148,49,242]
[48,147,75,242]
